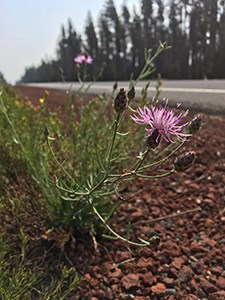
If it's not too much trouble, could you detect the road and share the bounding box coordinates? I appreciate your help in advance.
[22,80,225,114]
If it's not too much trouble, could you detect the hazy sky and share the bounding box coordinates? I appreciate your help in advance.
[0,0,138,83]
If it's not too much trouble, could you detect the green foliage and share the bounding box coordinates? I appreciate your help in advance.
[0,244,37,300]
[0,43,197,248]
[0,44,168,238]
[0,236,78,300]
[0,38,201,300]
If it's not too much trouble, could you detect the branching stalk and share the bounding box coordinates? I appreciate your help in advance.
[88,197,150,247]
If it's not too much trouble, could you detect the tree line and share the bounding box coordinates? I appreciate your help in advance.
[20,0,225,82]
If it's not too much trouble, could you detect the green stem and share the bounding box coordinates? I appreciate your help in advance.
[138,138,187,173]
[106,114,120,173]
[89,175,107,195]
[84,65,105,93]
[47,137,77,185]
[89,113,120,195]
[88,197,150,247]
[134,149,150,172]
[0,94,40,184]
[136,169,175,179]
[106,149,150,185]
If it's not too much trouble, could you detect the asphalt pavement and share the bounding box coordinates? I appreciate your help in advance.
[22,80,225,114]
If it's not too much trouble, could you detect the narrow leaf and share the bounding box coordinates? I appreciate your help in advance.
[102,234,119,240]
[116,131,129,136]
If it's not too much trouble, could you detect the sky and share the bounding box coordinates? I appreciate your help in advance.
[0,0,138,84]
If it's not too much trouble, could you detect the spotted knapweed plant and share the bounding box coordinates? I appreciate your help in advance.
[0,43,202,248]
[45,86,201,247]
[73,54,105,93]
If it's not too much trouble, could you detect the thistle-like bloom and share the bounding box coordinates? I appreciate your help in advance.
[74,54,93,64]
[85,55,93,64]
[131,100,191,143]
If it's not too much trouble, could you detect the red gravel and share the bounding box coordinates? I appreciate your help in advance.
[16,86,225,299]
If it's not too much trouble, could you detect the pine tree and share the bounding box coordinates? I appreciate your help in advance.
[141,0,154,50]
[218,0,225,77]
[104,0,124,79]
[130,9,144,76]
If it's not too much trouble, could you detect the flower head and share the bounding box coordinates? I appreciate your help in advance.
[74,54,93,64]
[85,55,93,64]
[174,151,196,172]
[188,114,202,134]
[113,88,128,114]
[131,99,190,143]
[74,55,86,64]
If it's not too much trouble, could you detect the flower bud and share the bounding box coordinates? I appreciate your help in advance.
[113,81,118,91]
[44,127,49,139]
[127,86,135,102]
[188,114,202,134]
[113,88,128,114]
[146,130,161,149]
[149,235,160,247]
[174,151,196,172]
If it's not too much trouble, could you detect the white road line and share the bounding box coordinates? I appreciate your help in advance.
[24,83,225,94]
[87,85,225,94]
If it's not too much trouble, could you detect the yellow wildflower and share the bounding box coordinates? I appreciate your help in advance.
[39,98,45,104]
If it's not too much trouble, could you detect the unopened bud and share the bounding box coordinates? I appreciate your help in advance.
[188,114,202,134]
[113,81,118,91]
[44,127,49,139]
[127,86,135,102]
[113,88,127,114]
[149,235,160,247]
[146,130,161,149]
[174,151,196,172]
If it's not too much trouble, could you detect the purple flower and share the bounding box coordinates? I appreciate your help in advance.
[131,100,191,143]
[85,55,93,64]
[74,55,86,64]
[74,54,93,64]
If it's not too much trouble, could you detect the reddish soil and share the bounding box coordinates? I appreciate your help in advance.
[15,86,225,300]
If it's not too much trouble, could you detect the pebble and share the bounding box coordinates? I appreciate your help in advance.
[165,288,176,296]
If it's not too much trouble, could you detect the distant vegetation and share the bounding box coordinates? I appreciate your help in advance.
[20,0,225,82]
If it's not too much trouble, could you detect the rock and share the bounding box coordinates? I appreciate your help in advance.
[111,284,118,293]
[171,257,185,269]
[140,271,156,286]
[163,277,174,287]
[168,267,179,279]
[216,276,225,290]
[200,277,219,294]
[131,210,143,221]
[190,278,199,292]
[187,295,199,300]
[156,250,171,264]
[179,265,194,283]
[211,266,223,276]
[114,251,131,263]
[165,288,177,296]
[136,257,153,268]
[150,282,166,295]
[108,269,123,278]
[121,273,141,290]
[209,291,225,300]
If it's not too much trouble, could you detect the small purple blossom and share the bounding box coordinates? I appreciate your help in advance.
[85,55,93,64]
[74,54,93,64]
[131,100,191,143]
